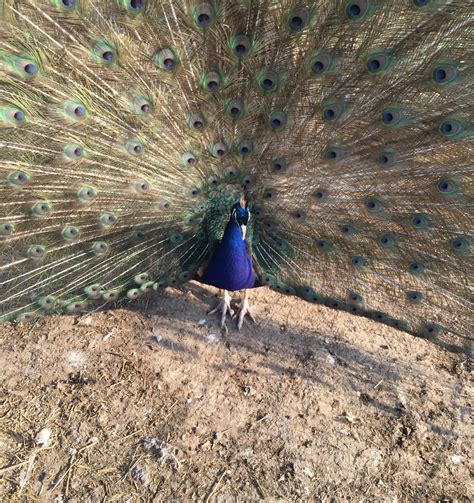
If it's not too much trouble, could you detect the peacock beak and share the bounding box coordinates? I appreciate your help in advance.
[240,224,247,240]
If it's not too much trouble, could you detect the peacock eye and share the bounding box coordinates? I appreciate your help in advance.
[271,157,288,173]
[226,98,245,120]
[236,139,254,156]
[325,146,345,161]
[14,110,25,121]
[406,291,423,303]
[8,170,30,187]
[439,119,463,137]
[309,52,333,76]
[412,0,431,6]
[192,3,216,29]
[381,108,404,126]
[181,151,197,167]
[366,52,391,74]
[188,113,206,131]
[62,225,80,240]
[230,34,252,58]
[322,101,344,122]
[201,71,223,93]
[154,48,179,71]
[410,213,429,230]
[451,237,470,253]
[345,1,370,20]
[78,186,97,202]
[287,7,311,32]
[24,63,38,75]
[129,0,145,11]
[365,198,383,213]
[268,110,288,131]
[290,16,302,28]
[377,150,395,167]
[257,70,280,93]
[125,138,144,155]
[0,223,14,236]
[93,41,117,64]
[211,141,228,158]
[436,178,457,196]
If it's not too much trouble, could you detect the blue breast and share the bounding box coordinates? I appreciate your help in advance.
[200,220,257,291]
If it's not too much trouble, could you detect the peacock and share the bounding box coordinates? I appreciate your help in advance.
[0,0,472,355]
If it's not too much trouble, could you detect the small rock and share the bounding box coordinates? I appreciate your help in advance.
[102,330,115,341]
[326,353,336,365]
[35,428,52,448]
[207,333,219,344]
[450,454,464,465]
[66,350,87,369]
[142,437,157,450]
[397,392,408,407]
[131,466,150,486]
[302,467,314,478]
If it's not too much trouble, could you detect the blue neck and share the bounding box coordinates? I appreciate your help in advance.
[201,220,256,291]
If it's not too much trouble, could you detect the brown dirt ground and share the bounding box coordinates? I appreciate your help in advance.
[0,283,472,502]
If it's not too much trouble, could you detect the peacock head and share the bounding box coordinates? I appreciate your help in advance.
[231,200,250,240]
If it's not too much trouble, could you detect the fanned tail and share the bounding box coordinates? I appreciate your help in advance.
[0,0,472,354]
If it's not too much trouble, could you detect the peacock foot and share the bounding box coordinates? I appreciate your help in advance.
[207,289,234,333]
[233,290,255,331]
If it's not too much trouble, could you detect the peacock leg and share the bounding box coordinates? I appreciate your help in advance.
[208,289,234,333]
[234,289,255,331]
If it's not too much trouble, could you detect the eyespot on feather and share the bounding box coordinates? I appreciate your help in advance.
[229,34,252,59]
[92,41,117,64]
[236,139,254,156]
[154,48,179,71]
[28,245,46,260]
[188,113,207,132]
[32,201,52,218]
[0,223,14,236]
[309,51,334,76]
[201,71,223,93]
[225,98,246,120]
[271,158,288,174]
[268,110,288,131]
[91,241,109,255]
[322,101,345,122]
[100,213,117,228]
[345,0,371,21]
[256,69,281,93]
[125,138,144,156]
[210,141,228,158]
[7,170,30,188]
[61,225,80,240]
[432,64,458,84]
[191,3,217,29]
[77,186,97,202]
[287,6,312,32]
[119,0,145,12]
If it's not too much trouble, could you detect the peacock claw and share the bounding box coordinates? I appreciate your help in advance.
[233,291,255,331]
[207,290,234,333]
